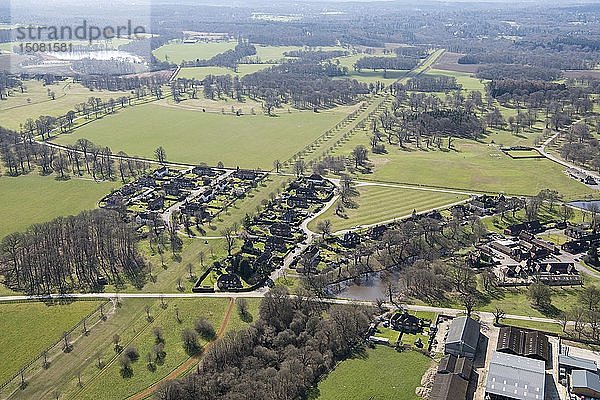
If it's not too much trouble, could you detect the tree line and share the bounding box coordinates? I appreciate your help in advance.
[0,210,147,295]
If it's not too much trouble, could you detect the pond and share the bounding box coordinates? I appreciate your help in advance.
[330,271,398,302]
[567,200,600,211]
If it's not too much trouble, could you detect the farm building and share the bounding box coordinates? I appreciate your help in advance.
[496,327,549,362]
[445,316,480,360]
[485,352,545,400]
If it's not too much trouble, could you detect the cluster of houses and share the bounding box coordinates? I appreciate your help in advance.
[101,166,266,235]
[200,174,337,291]
[474,224,581,286]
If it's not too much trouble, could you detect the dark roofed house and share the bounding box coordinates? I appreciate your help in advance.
[370,225,388,240]
[485,352,545,400]
[288,196,309,209]
[216,273,242,291]
[148,196,164,211]
[269,223,292,238]
[192,165,216,177]
[341,232,361,248]
[138,175,156,188]
[504,220,542,236]
[163,183,182,198]
[152,166,169,179]
[306,173,326,185]
[265,236,287,253]
[233,169,259,181]
[430,373,469,400]
[445,317,480,360]
[296,186,316,199]
[571,370,600,398]
[281,209,297,224]
[391,311,421,334]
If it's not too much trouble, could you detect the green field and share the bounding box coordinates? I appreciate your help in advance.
[177,64,276,80]
[76,298,230,400]
[0,79,131,130]
[51,103,348,168]
[152,41,237,64]
[316,347,431,400]
[425,69,486,92]
[0,175,116,239]
[334,53,409,84]
[309,185,468,233]
[0,300,101,384]
[333,131,595,199]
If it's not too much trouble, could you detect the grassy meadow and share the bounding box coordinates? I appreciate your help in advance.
[51,103,348,168]
[0,174,116,239]
[0,79,131,130]
[315,347,431,400]
[309,185,468,233]
[0,300,102,384]
[152,41,237,64]
[332,130,595,199]
[177,63,276,80]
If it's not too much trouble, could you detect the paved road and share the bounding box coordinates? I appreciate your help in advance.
[0,292,568,326]
[537,123,600,184]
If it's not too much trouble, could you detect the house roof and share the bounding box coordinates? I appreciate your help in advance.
[572,370,600,396]
[485,352,545,400]
[559,354,598,372]
[446,317,480,350]
[438,354,472,379]
[430,373,468,400]
[497,327,549,361]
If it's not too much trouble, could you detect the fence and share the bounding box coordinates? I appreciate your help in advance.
[0,299,112,396]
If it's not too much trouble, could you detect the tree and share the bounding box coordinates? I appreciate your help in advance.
[236,298,251,322]
[527,281,552,309]
[293,159,307,177]
[461,292,478,317]
[194,317,216,341]
[220,225,238,256]
[351,145,368,168]
[492,307,506,325]
[154,146,167,165]
[153,327,165,344]
[558,204,575,223]
[316,219,332,239]
[273,159,282,173]
[113,334,122,352]
[181,328,200,355]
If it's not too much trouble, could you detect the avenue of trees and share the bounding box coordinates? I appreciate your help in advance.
[155,287,373,400]
[0,209,147,295]
[353,56,419,72]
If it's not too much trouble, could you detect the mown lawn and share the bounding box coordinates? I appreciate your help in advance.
[425,69,486,92]
[315,346,431,400]
[308,185,468,233]
[0,300,102,384]
[502,318,563,335]
[0,174,116,239]
[0,79,130,130]
[152,41,237,64]
[51,103,347,168]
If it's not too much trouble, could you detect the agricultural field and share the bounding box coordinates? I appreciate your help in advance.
[308,185,468,233]
[152,41,237,64]
[51,103,351,169]
[315,346,431,400]
[0,300,102,384]
[176,63,276,80]
[332,130,595,200]
[0,79,131,130]
[0,175,117,239]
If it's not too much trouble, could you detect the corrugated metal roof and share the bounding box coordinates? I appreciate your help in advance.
[559,354,598,372]
[485,352,545,400]
[572,370,600,395]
